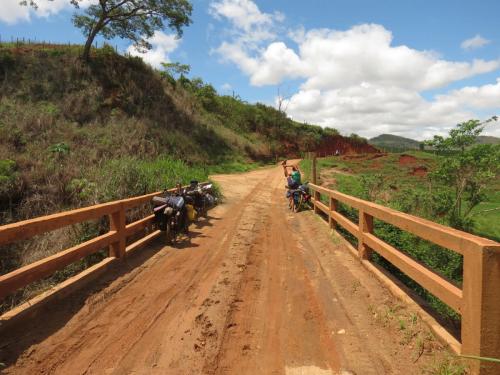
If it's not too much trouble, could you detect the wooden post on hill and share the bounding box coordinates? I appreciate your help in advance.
[311,153,320,214]
[312,152,317,185]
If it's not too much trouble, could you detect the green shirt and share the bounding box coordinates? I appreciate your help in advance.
[291,170,301,185]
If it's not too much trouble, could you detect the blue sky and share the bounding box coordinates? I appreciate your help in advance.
[1,0,499,139]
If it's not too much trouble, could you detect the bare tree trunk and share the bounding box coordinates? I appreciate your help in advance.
[82,18,105,62]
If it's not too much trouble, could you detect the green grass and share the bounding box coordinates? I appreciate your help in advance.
[302,152,498,325]
[469,189,500,241]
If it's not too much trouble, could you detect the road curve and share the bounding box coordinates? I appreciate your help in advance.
[2,165,449,374]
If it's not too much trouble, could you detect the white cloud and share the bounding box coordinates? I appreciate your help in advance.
[461,34,490,50]
[0,0,31,24]
[283,85,473,139]
[436,78,500,109]
[209,0,270,31]
[221,83,232,91]
[209,1,500,139]
[126,31,180,68]
[214,23,500,90]
[0,0,95,24]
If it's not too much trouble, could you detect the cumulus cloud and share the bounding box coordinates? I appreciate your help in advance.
[461,34,490,50]
[126,31,181,68]
[209,0,500,139]
[436,78,500,109]
[0,0,94,24]
[209,0,283,43]
[283,85,473,139]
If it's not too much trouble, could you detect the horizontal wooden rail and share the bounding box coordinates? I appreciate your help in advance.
[308,179,500,374]
[330,210,359,237]
[0,231,117,300]
[327,189,497,254]
[363,232,462,312]
[125,214,155,238]
[0,182,208,310]
[0,201,121,247]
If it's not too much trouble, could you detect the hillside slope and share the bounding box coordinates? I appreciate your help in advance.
[369,134,421,149]
[476,135,500,144]
[370,133,500,150]
[0,44,373,223]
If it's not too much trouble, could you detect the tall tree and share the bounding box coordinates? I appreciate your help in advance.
[426,117,499,230]
[23,0,192,62]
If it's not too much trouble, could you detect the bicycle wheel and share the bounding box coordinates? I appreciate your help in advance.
[293,194,302,213]
[165,221,173,244]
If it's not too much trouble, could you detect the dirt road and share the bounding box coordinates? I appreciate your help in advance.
[2,165,450,374]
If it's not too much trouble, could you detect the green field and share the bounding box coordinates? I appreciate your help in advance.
[304,151,499,241]
[301,151,499,324]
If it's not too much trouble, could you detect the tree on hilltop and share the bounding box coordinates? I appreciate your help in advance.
[22,0,192,62]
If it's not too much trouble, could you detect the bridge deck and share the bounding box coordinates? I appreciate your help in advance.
[2,166,455,374]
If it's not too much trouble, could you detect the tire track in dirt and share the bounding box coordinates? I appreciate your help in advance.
[3,165,452,375]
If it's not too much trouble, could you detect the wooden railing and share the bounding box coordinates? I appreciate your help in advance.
[0,184,205,316]
[308,183,500,374]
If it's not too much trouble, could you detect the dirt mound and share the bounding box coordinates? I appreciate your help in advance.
[342,154,365,160]
[411,166,428,177]
[369,153,387,159]
[399,154,418,165]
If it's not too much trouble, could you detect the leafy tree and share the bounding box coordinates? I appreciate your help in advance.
[426,118,499,230]
[160,61,190,79]
[349,133,368,144]
[23,0,192,61]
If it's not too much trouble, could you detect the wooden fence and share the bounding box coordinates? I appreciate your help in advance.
[308,180,500,374]
[0,184,207,321]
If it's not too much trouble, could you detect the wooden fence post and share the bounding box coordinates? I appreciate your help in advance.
[358,210,374,260]
[312,153,317,185]
[311,153,320,214]
[329,196,337,229]
[109,203,126,258]
[461,245,500,375]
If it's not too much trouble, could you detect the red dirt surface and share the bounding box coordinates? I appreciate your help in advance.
[316,135,379,156]
[411,166,429,177]
[1,165,451,374]
[399,154,418,165]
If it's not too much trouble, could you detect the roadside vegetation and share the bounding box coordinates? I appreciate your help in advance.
[301,119,499,331]
[0,41,358,313]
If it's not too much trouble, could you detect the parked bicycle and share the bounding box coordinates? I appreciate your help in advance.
[152,182,217,244]
[184,180,217,218]
[152,185,190,244]
[287,183,311,212]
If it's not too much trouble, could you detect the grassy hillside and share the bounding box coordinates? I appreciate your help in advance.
[0,43,344,223]
[476,135,500,144]
[0,43,356,312]
[369,133,500,151]
[369,134,421,150]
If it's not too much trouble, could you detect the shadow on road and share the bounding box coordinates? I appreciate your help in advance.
[0,214,218,368]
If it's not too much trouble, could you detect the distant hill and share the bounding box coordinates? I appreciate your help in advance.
[369,134,421,150]
[477,135,500,144]
[369,134,500,150]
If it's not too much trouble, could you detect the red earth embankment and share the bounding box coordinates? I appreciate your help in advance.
[316,135,379,156]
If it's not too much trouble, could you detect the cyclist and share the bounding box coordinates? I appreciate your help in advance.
[282,161,301,189]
